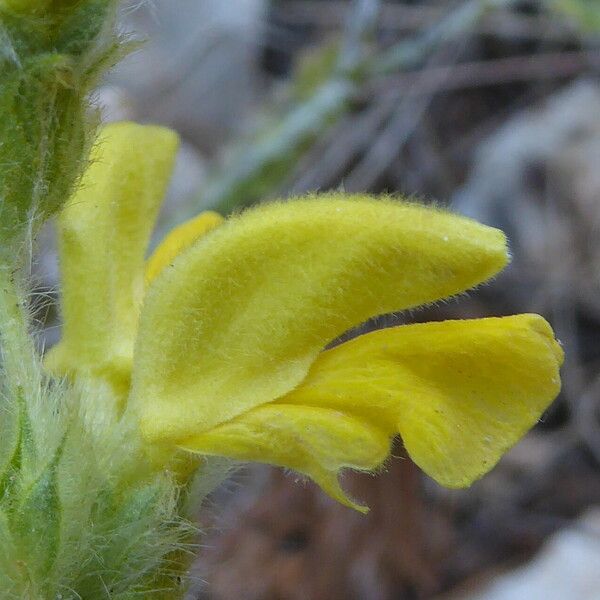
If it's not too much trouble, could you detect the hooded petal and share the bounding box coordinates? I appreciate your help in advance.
[183,314,562,507]
[45,122,179,390]
[130,196,508,443]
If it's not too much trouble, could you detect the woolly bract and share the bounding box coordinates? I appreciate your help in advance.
[0,0,120,253]
[47,122,563,511]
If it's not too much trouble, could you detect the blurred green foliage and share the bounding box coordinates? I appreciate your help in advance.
[551,0,600,32]
[189,0,522,220]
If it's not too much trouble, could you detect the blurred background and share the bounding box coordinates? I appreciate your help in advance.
[47,0,600,598]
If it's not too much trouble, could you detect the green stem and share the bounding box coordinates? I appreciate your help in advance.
[0,266,38,399]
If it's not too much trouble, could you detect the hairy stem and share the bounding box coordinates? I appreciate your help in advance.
[0,265,38,399]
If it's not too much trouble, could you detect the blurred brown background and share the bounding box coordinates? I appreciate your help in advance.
[48,1,600,598]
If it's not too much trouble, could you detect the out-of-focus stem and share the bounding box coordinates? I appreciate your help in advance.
[201,79,353,216]
[374,0,517,74]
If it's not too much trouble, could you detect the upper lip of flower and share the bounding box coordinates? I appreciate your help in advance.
[45,121,563,511]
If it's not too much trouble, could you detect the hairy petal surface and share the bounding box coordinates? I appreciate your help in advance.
[183,315,562,507]
[131,196,509,444]
[181,405,389,512]
[46,122,179,389]
[289,314,562,485]
[145,211,224,286]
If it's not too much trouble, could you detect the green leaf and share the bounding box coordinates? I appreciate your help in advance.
[0,391,36,502]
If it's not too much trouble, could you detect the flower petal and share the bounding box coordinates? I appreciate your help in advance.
[130,196,508,444]
[279,314,563,488]
[145,211,224,286]
[181,404,390,512]
[46,122,179,389]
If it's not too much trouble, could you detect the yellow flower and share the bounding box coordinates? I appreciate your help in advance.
[46,122,563,511]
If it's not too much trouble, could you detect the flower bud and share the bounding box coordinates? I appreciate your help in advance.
[0,0,119,258]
